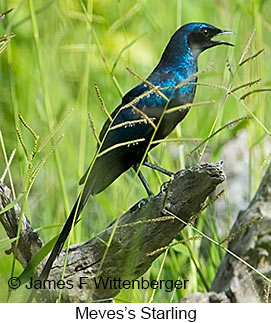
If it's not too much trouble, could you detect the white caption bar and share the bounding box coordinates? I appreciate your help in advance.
[1,303,269,323]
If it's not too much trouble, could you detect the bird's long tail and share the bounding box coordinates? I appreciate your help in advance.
[39,192,88,282]
[39,150,130,281]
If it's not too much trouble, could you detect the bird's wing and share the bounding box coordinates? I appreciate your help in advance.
[79,104,156,194]
[79,82,172,194]
[98,80,175,150]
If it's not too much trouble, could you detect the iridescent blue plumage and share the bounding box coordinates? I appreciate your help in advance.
[86,22,234,195]
[40,22,233,282]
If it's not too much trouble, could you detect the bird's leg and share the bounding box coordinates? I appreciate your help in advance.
[133,165,154,196]
[143,160,174,176]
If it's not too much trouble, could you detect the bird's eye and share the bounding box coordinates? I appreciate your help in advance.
[201,28,210,37]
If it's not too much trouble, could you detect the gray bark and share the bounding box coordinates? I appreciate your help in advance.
[0,185,42,267]
[181,162,271,303]
[0,162,224,302]
[211,162,271,302]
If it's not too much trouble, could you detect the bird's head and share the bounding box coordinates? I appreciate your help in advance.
[159,22,234,67]
[181,22,234,58]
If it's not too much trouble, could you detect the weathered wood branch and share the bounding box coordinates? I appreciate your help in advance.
[0,162,225,302]
[211,162,271,302]
[0,185,42,267]
[181,162,271,303]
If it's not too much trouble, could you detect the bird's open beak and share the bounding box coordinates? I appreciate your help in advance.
[211,30,235,47]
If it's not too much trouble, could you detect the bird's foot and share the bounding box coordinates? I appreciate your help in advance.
[143,161,174,177]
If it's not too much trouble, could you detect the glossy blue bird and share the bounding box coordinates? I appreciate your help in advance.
[39,22,234,282]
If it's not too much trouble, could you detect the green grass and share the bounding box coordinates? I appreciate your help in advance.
[0,0,271,302]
